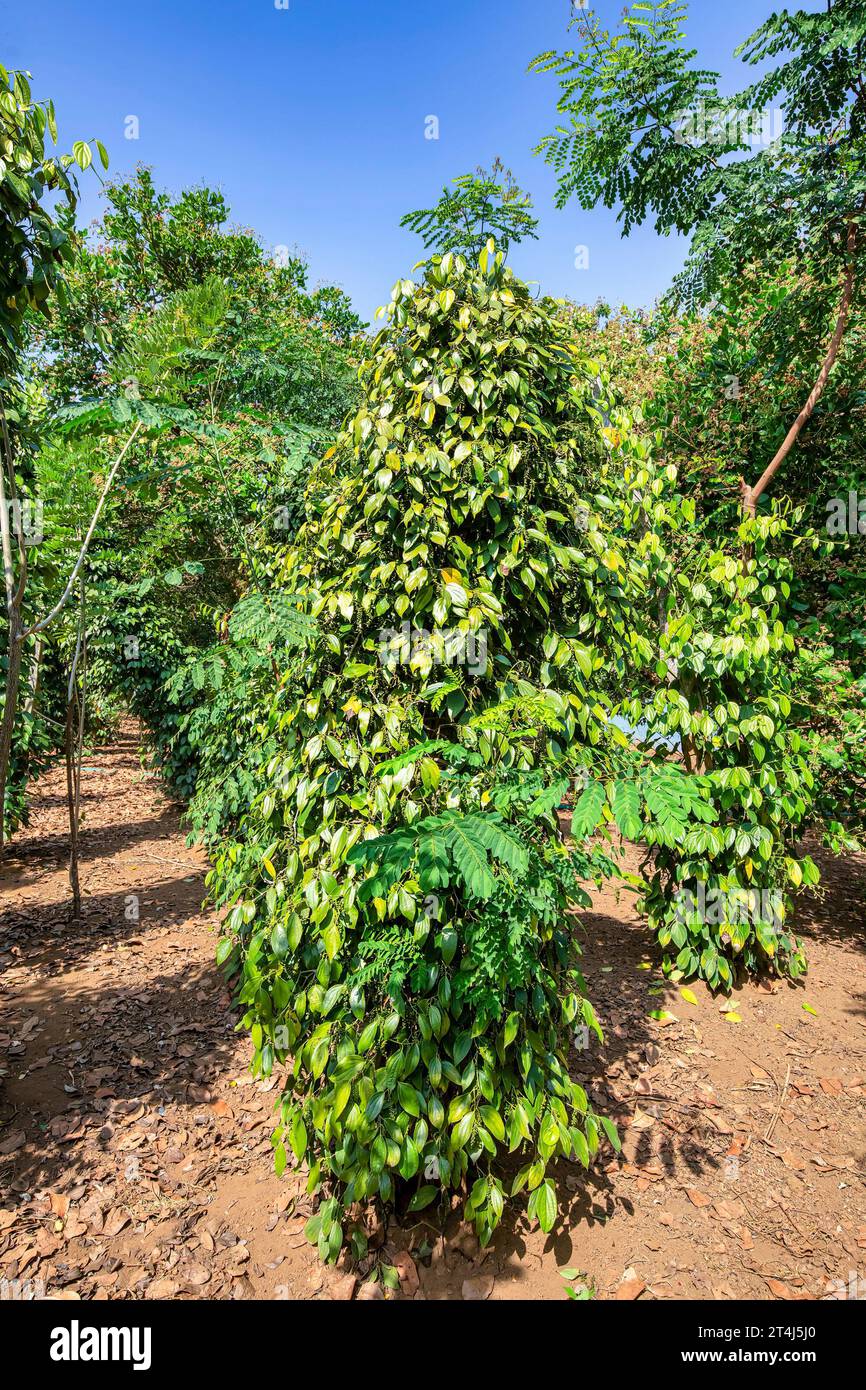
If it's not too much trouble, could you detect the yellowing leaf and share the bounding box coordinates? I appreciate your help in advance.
[679,987,699,1006]
[723,1011,742,1023]
[802,1002,819,1016]
[648,1009,678,1025]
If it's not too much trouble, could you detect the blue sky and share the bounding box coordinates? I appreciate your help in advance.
[6,0,780,324]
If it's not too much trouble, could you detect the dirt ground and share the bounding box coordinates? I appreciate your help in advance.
[1,722,864,1302]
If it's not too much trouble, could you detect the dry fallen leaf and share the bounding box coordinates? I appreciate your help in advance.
[392,1250,420,1296]
[329,1274,358,1301]
[462,1274,494,1301]
[146,1279,181,1300]
[616,1278,646,1301]
[765,1277,793,1300]
[103,1209,131,1238]
[686,1189,713,1208]
[780,1150,807,1171]
[48,1191,70,1219]
[357,1281,384,1301]
[764,1277,815,1301]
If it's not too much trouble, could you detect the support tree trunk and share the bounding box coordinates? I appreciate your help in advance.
[741,220,858,517]
[0,420,141,862]
[0,624,23,857]
[64,695,81,920]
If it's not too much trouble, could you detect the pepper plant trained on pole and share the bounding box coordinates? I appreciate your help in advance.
[206,241,676,1253]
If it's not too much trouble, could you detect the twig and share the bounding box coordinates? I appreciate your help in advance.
[764,1062,792,1143]
[627,1092,703,1112]
[139,851,203,871]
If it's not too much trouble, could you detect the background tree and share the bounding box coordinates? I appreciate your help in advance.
[0,64,107,850]
[531,0,865,516]
[400,157,539,259]
[0,64,106,373]
[31,167,366,407]
[5,155,365,853]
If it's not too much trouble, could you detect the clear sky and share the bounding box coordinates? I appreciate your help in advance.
[5,0,782,325]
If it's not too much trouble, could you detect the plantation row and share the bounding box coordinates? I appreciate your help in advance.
[1,1,864,1259]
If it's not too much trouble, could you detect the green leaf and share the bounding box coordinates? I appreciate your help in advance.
[444,819,496,898]
[572,1129,589,1167]
[536,1180,557,1233]
[270,923,288,959]
[290,1113,308,1161]
[215,937,234,966]
[610,779,642,840]
[398,1082,421,1117]
[452,1112,474,1149]
[479,1105,505,1141]
[600,1115,621,1152]
[571,779,606,840]
[407,1184,438,1212]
